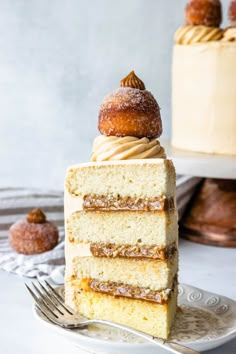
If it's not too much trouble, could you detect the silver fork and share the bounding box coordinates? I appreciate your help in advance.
[25,280,200,354]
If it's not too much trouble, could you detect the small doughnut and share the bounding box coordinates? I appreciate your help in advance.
[185,0,222,27]
[98,71,162,138]
[229,0,236,25]
[9,208,59,255]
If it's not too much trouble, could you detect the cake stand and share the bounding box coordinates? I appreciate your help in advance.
[162,140,236,247]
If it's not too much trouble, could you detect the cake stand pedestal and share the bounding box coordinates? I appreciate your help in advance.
[162,140,236,247]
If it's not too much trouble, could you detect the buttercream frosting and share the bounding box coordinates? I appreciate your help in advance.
[172,42,236,155]
[174,25,223,44]
[222,27,236,42]
[91,135,166,161]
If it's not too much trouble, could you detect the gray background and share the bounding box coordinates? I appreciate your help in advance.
[0,0,230,189]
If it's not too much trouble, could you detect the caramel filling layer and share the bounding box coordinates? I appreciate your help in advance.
[90,242,177,260]
[83,195,174,211]
[88,279,176,304]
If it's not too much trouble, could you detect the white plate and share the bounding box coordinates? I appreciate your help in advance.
[33,283,236,353]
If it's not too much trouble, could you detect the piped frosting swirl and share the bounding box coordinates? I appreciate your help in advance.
[120,71,145,90]
[174,25,223,44]
[91,135,166,161]
[222,27,236,41]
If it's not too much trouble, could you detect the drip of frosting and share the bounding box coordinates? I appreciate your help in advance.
[91,135,166,161]
[222,27,236,41]
[174,25,223,44]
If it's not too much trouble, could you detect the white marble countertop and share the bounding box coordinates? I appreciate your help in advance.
[1,239,235,354]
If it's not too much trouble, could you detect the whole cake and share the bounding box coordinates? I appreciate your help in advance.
[172,0,236,155]
[64,72,178,339]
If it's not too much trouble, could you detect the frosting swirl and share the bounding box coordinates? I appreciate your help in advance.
[174,25,223,44]
[222,27,236,41]
[91,136,166,161]
[120,71,145,90]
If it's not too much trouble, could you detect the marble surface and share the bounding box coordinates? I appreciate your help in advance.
[0,239,235,354]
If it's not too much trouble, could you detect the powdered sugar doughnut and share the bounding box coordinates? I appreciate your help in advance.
[9,209,59,254]
[185,0,222,27]
[98,87,162,138]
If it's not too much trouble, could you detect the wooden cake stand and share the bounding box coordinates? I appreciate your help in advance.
[162,140,236,247]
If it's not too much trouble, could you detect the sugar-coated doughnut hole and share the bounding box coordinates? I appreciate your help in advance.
[185,0,222,27]
[9,219,59,254]
[98,87,162,138]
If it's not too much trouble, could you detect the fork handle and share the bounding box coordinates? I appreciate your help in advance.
[85,319,200,354]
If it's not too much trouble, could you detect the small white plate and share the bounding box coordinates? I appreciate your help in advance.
[33,283,236,353]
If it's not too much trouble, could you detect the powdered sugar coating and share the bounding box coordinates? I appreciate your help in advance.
[9,219,59,254]
[185,0,222,27]
[100,88,159,113]
[98,88,162,138]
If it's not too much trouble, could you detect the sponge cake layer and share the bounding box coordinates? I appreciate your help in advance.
[67,210,178,247]
[66,254,178,291]
[65,281,178,339]
[65,159,176,199]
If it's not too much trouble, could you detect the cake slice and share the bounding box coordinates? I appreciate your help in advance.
[65,159,178,338]
[64,72,178,339]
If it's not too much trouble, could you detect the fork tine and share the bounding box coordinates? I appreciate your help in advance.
[35,304,60,326]
[44,280,73,315]
[31,282,64,316]
[45,280,64,301]
[25,283,58,319]
[36,281,66,316]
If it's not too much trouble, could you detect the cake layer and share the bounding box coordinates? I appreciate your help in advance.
[65,159,176,199]
[67,210,178,247]
[66,254,178,291]
[65,281,178,338]
[172,42,236,155]
[90,241,177,259]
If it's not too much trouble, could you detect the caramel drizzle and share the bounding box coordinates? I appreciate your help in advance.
[120,70,145,90]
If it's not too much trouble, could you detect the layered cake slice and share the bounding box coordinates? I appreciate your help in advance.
[65,72,178,339]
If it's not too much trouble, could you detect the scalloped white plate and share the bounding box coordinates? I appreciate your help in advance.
[33,284,236,353]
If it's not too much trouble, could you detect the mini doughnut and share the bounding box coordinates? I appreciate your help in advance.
[98,71,162,138]
[185,0,222,27]
[229,0,236,25]
[9,208,59,255]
